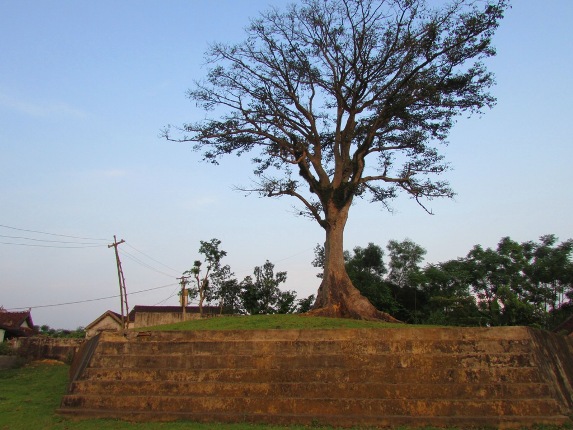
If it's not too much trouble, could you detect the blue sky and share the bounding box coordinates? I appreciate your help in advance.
[1,0,572,329]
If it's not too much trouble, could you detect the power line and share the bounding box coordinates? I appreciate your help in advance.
[274,247,315,263]
[6,283,178,310]
[153,285,182,306]
[124,243,182,274]
[0,240,106,249]
[119,248,178,278]
[0,223,107,241]
[0,234,103,246]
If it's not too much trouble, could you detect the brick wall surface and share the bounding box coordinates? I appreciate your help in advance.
[12,337,84,363]
[59,327,573,428]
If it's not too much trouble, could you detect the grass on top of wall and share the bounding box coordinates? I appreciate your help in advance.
[143,313,405,331]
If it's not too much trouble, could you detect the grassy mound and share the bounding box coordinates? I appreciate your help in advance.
[143,314,403,331]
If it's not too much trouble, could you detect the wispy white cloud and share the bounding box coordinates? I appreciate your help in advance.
[0,91,88,119]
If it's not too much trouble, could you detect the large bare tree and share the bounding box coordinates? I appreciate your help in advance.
[164,0,509,320]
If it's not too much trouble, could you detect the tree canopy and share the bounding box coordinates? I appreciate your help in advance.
[166,0,510,320]
[182,238,314,315]
[183,238,230,316]
[332,235,573,328]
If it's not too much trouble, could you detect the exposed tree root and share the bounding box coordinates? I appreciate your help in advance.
[309,274,403,323]
[306,305,402,323]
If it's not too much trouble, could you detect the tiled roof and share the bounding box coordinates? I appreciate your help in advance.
[0,310,35,337]
[0,310,33,329]
[85,310,124,330]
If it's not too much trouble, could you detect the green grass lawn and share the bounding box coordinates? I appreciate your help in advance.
[143,314,404,331]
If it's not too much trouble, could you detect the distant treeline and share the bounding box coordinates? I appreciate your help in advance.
[183,238,315,316]
[319,235,572,329]
[34,325,86,338]
[186,234,573,330]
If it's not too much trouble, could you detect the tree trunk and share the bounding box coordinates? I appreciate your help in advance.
[199,295,204,317]
[308,203,401,322]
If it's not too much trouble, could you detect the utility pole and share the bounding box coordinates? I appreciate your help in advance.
[177,276,190,320]
[108,235,129,330]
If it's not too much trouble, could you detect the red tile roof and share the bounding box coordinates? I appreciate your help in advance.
[0,310,35,337]
[0,311,33,329]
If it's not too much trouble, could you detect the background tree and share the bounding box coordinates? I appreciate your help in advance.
[458,236,573,327]
[312,243,326,279]
[183,238,228,316]
[384,239,427,322]
[311,234,573,328]
[165,0,509,320]
[276,290,299,314]
[416,260,480,326]
[345,243,399,316]
[209,268,242,314]
[464,237,541,326]
[387,239,427,289]
[241,260,292,314]
[296,294,316,313]
[523,235,573,327]
[346,243,387,280]
[36,325,86,338]
[464,244,503,325]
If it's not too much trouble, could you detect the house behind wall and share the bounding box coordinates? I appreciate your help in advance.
[131,305,220,329]
[85,311,125,339]
[0,309,35,341]
[86,305,222,338]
